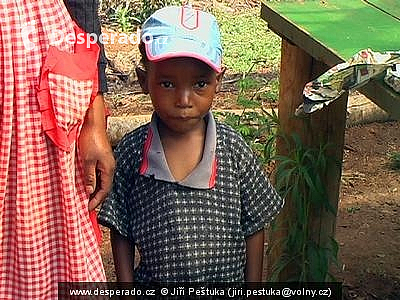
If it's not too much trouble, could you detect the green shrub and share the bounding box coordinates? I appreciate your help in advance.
[272,135,340,281]
[100,0,181,31]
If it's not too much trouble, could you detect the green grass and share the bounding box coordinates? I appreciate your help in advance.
[214,7,281,74]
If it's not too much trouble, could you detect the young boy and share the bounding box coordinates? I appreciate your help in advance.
[99,5,283,283]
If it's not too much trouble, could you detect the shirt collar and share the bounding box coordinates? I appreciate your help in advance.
[139,112,217,189]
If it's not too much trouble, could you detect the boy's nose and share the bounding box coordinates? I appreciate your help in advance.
[176,88,192,108]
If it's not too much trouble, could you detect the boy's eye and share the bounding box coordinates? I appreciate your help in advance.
[160,81,174,88]
[194,80,208,89]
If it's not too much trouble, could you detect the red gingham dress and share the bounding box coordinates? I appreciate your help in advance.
[0,1,106,298]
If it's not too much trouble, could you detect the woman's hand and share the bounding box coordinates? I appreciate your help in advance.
[78,93,115,211]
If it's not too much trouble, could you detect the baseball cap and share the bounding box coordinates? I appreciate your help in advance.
[140,5,223,72]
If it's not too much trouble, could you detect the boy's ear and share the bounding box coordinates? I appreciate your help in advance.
[136,66,149,94]
[215,67,226,93]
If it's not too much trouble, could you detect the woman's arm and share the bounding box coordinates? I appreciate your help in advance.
[65,1,114,208]
[78,94,115,211]
[111,229,135,282]
[245,229,265,282]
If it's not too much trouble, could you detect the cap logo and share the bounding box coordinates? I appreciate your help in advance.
[180,6,199,30]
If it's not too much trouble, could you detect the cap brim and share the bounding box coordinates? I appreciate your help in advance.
[144,36,222,73]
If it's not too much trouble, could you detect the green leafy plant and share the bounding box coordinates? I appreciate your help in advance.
[346,206,361,214]
[271,134,340,281]
[101,0,180,30]
[389,151,400,170]
[259,77,280,103]
[221,108,279,167]
[101,0,140,32]
[216,65,279,167]
[113,2,141,32]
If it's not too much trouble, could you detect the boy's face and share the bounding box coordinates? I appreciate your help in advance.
[137,57,223,134]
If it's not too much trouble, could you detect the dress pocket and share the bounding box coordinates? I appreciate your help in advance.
[36,24,99,152]
[48,72,92,136]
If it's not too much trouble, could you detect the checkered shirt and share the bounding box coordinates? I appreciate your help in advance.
[0,1,105,299]
[99,119,283,282]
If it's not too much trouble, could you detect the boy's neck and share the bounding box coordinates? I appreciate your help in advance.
[157,116,207,182]
[157,117,206,140]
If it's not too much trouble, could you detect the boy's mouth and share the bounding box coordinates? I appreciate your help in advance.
[171,114,197,120]
[173,117,197,123]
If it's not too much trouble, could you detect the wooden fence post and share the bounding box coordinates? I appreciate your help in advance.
[266,39,348,280]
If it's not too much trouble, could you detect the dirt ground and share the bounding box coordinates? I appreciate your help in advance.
[335,121,400,300]
[98,2,400,299]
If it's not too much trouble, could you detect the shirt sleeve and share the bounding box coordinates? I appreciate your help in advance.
[236,134,284,238]
[64,0,108,93]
